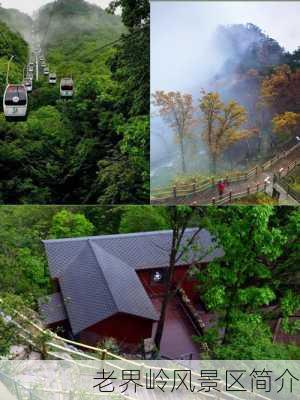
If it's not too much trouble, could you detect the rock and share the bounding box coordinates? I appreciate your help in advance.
[9,345,29,360]
[28,351,42,360]
[144,338,156,359]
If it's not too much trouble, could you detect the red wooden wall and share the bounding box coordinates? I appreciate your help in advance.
[137,265,201,303]
[80,313,154,347]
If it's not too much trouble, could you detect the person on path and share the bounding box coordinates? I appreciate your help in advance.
[217,180,225,196]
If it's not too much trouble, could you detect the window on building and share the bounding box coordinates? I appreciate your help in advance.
[151,270,165,284]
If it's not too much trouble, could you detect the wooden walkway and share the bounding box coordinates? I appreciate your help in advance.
[152,144,300,205]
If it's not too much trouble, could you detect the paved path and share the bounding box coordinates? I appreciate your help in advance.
[159,146,300,205]
[0,382,16,400]
[152,297,200,360]
[271,183,299,205]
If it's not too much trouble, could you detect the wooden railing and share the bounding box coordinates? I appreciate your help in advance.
[151,142,300,202]
[274,159,300,202]
[0,301,274,400]
[208,181,270,205]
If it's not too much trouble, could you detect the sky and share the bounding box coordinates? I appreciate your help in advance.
[151,1,300,92]
[0,0,111,15]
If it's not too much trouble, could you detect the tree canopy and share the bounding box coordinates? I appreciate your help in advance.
[0,0,149,204]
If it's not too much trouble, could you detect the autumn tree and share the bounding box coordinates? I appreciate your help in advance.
[152,91,196,173]
[272,112,300,140]
[261,65,300,115]
[199,91,250,174]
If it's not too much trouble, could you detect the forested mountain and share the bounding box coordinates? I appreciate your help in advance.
[37,0,124,47]
[0,21,28,98]
[0,5,32,41]
[0,0,149,204]
[153,21,300,193]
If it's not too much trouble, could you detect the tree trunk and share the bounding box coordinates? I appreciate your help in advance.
[154,227,178,351]
[211,154,217,175]
[180,137,186,173]
[154,289,173,350]
[273,317,282,343]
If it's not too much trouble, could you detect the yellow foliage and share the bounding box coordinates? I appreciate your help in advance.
[199,91,252,158]
[272,112,300,136]
[152,90,196,142]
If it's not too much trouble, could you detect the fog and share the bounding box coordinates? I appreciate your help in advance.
[0,0,111,15]
[151,1,300,188]
[151,1,300,93]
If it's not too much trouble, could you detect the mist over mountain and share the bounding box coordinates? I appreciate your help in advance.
[151,18,300,189]
[36,0,124,50]
[0,5,33,42]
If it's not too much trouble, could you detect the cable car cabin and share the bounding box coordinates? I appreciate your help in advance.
[60,78,74,98]
[23,78,33,93]
[44,68,49,76]
[49,73,57,84]
[3,84,28,121]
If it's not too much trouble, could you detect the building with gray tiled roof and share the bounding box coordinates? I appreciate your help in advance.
[40,228,223,348]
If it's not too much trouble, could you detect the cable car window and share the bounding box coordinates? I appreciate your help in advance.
[61,85,73,91]
[5,87,27,106]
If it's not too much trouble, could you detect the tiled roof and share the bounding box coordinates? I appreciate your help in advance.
[44,228,222,278]
[58,241,158,335]
[42,229,223,335]
[39,292,67,325]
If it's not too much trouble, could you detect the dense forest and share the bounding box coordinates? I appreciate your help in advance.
[0,205,299,359]
[0,0,149,204]
[152,23,300,190]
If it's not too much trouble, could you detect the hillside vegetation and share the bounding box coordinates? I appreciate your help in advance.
[0,5,32,41]
[0,0,149,204]
[0,20,28,96]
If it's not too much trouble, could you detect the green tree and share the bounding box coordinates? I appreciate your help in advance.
[119,206,169,233]
[193,206,300,359]
[49,209,95,238]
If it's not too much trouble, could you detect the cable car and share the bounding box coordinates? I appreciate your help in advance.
[44,68,49,76]
[3,84,28,121]
[41,62,46,68]
[60,78,74,97]
[23,78,33,93]
[49,73,57,84]
[28,66,34,73]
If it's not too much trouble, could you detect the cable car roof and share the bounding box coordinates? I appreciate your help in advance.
[6,84,26,90]
[61,78,74,84]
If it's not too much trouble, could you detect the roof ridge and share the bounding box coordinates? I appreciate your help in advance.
[43,227,200,244]
[60,241,118,333]
[89,240,158,321]
[87,239,119,313]
[54,240,87,278]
